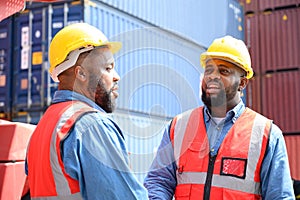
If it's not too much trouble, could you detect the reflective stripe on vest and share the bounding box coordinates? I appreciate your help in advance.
[31,193,82,200]
[27,101,97,199]
[171,107,271,197]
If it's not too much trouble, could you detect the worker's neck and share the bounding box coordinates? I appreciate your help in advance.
[209,106,227,118]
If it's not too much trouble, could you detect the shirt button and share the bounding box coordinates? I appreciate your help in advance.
[211,148,214,152]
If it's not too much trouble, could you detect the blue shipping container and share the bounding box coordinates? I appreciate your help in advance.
[12,2,84,113]
[99,0,245,47]
[0,17,13,119]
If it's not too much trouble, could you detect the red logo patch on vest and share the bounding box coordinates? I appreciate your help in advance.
[220,157,247,179]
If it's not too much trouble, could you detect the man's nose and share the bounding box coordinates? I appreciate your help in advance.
[113,69,120,81]
[207,69,221,80]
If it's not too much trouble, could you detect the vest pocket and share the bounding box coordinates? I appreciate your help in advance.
[174,184,192,199]
[180,142,209,171]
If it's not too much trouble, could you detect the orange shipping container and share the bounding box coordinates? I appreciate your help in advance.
[0,161,29,200]
[259,0,300,11]
[259,8,300,72]
[284,135,300,180]
[0,120,35,161]
[261,71,300,133]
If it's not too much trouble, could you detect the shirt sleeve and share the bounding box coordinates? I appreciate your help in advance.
[144,122,177,200]
[62,112,148,200]
[260,123,295,200]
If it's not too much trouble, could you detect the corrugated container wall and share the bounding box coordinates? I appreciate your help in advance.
[239,0,258,13]
[0,18,13,120]
[100,0,245,47]
[262,71,300,133]
[259,8,300,72]
[259,0,300,11]
[244,7,300,133]
[11,2,85,123]
[284,135,300,180]
[244,13,262,112]
[240,0,300,12]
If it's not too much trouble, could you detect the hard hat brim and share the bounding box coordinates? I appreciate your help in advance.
[104,41,122,54]
[50,42,122,82]
[200,52,253,79]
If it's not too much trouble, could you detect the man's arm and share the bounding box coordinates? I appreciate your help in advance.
[144,123,177,200]
[260,123,295,200]
[62,113,148,200]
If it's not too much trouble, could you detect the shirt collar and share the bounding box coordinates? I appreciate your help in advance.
[52,90,107,113]
[203,100,245,123]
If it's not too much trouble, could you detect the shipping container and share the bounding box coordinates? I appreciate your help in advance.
[115,28,203,117]
[12,1,84,115]
[246,76,262,113]
[0,17,13,120]
[0,161,28,200]
[261,70,300,133]
[259,8,300,72]
[100,0,245,47]
[239,0,258,13]
[259,0,300,11]
[284,134,300,180]
[244,13,261,74]
[0,120,35,161]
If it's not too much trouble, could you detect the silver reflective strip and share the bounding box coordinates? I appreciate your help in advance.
[173,109,194,167]
[50,102,91,196]
[212,175,261,194]
[31,192,82,200]
[247,113,268,181]
[177,171,207,184]
[177,172,261,195]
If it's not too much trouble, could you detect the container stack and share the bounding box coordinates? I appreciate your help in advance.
[0,18,13,121]
[239,0,300,180]
[0,120,35,199]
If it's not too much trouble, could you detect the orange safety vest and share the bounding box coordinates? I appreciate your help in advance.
[27,101,97,199]
[170,107,271,200]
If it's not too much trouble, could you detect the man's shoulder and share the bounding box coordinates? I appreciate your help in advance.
[245,107,271,120]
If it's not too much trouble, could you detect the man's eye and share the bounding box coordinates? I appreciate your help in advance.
[106,65,113,71]
[219,69,230,75]
[204,68,213,75]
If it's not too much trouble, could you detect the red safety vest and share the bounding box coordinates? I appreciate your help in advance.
[27,101,97,199]
[170,107,271,200]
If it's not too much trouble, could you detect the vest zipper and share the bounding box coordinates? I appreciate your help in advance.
[203,154,217,200]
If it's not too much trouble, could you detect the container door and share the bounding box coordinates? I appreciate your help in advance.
[0,18,13,120]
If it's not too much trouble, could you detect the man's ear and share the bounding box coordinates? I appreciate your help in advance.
[75,65,87,81]
[239,77,249,91]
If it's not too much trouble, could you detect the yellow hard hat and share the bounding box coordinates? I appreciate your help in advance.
[49,22,122,82]
[200,35,253,79]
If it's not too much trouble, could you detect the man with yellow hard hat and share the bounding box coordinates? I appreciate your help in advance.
[25,23,148,199]
[144,35,295,199]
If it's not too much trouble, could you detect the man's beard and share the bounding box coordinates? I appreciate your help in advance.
[201,81,239,108]
[88,75,116,113]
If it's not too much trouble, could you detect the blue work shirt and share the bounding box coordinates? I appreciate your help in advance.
[144,101,295,200]
[26,90,148,200]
